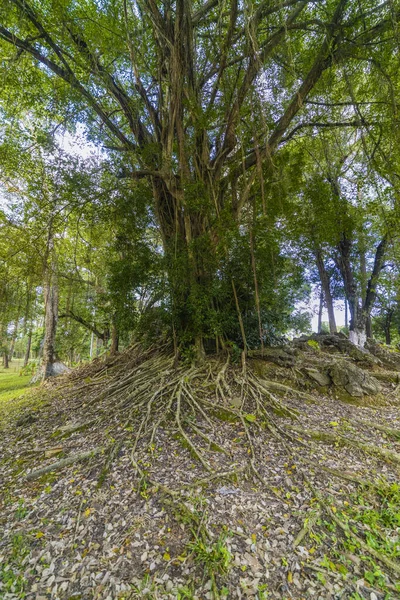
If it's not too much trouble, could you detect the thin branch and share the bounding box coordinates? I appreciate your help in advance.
[280,119,375,144]
[0,26,135,151]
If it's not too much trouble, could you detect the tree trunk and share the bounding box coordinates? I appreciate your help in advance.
[335,233,359,332]
[3,350,9,369]
[90,330,95,359]
[8,316,19,362]
[314,247,337,334]
[110,323,119,355]
[24,331,32,368]
[42,260,59,378]
[34,225,69,381]
[385,328,391,345]
[366,316,372,339]
[384,308,393,345]
[317,287,323,334]
[334,232,368,346]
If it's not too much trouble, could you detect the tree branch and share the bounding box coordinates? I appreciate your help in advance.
[59,311,106,341]
[0,26,135,151]
[280,119,375,144]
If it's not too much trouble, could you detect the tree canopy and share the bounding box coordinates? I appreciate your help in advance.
[1,0,400,360]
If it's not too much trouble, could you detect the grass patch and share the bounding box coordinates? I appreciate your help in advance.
[0,361,38,425]
[0,531,31,597]
[311,481,400,596]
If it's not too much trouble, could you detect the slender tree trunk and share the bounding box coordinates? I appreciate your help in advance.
[334,233,366,345]
[315,247,337,334]
[24,331,32,368]
[42,259,59,378]
[3,350,9,369]
[90,330,95,359]
[345,298,348,329]
[34,223,68,381]
[336,234,388,347]
[361,236,388,340]
[317,287,323,334]
[8,315,19,362]
[384,309,393,345]
[110,323,119,355]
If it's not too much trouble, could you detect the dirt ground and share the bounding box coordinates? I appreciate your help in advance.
[1,341,399,600]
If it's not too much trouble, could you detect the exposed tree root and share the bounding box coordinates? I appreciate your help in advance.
[293,509,321,548]
[25,447,103,481]
[353,418,400,440]
[55,347,303,479]
[298,458,374,486]
[287,425,400,466]
[13,343,400,598]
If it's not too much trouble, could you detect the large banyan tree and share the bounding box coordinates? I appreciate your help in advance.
[1,0,399,353]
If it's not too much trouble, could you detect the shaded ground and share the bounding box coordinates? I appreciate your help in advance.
[0,341,399,600]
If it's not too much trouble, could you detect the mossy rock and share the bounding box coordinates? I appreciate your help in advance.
[304,368,331,387]
[328,360,381,398]
[371,371,400,384]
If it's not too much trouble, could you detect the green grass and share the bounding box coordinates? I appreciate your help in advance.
[0,359,37,424]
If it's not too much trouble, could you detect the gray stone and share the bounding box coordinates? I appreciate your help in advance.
[304,368,331,387]
[328,360,381,397]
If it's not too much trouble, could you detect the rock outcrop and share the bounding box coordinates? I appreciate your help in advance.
[328,360,381,398]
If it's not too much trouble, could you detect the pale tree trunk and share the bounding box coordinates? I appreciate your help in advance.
[23,331,32,368]
[8,315,19,362]
[336,233,387,347]
[314,247,337,334]
[366,316,372,339]
[42,257,59,378]
[317,287,323,334]
[335,233,365,346]
[89,331,95,359]
[33,227,70,382]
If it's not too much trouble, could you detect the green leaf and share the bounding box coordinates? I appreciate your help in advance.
[244,413,257,423]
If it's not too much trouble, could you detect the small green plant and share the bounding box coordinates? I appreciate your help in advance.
[188,532,232,576]
[129,574,160,598]
[0,533,31,597]
[324,481,400,595]
[15,499,28,520]
[177,585,196,599]
[307,339,320,351]
[19,362,36,377]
